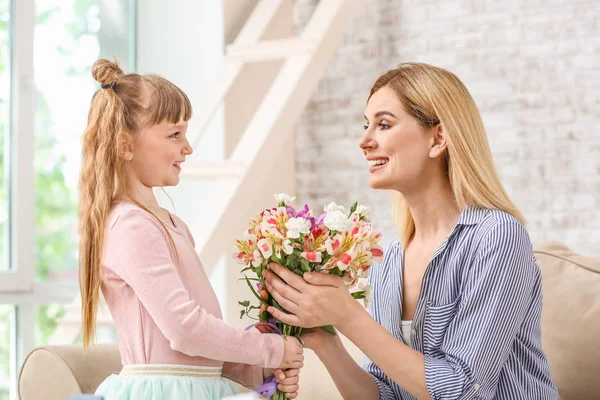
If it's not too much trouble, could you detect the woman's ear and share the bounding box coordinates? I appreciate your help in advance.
[429,123,447,159]
[119,132,133,161]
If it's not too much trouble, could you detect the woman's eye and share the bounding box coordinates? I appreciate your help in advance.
[170,132,180,138]
[362,124,369,130]
[379,123,390,130]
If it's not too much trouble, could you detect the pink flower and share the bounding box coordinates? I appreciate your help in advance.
[371,244,384,263]
[233,233,259,267]
[300,251,322,263]
[323,233,356,271]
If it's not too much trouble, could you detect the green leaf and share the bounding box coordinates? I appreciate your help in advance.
[320,325,337,335]
[238,300,250,307]
[259,311,269,322]
[36,7,60,25]
[352,291,366,299]
[271,298,287,314]
[349,201,358,215]
[243,275,269,306]
[240,310,246,319]
[285,254,298,269]
[271,254,284,266]
[299,258,311,273]
[292,269,303,276]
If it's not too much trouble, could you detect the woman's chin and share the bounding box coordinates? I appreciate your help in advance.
[369,177,391,190]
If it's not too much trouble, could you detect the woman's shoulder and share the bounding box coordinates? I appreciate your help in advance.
[472,208,531,246]
[465,208,536,274]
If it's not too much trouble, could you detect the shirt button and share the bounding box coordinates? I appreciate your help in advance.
[474,383,481,391]
[411,329,417,335]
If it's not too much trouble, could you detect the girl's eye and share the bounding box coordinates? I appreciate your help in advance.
[362,124,369,130]
[170,132,180,138]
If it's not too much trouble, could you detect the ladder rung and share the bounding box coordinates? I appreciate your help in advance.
[180,161,246,180]
[226,38,316,62]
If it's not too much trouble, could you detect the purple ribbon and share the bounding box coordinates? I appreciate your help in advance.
[255,375,278,398]
[244,321,282,335]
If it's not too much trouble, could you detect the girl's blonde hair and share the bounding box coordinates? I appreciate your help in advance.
[368,63,524,246]
[79,59,192,349]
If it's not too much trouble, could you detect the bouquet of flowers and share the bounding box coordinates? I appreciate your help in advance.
[233,194,383,399]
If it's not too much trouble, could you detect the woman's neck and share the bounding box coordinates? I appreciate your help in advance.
[403,179,461,243]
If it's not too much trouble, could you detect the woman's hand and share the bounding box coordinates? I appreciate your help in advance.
[262,263,359,329]
[301,328,339,353]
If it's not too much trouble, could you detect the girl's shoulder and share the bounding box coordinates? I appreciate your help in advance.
[107,201,165,235]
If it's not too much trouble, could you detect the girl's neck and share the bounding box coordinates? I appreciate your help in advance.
[116,181,160,213]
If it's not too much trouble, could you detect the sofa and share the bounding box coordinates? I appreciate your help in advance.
[17,242,600,399]
[18,344,121,400]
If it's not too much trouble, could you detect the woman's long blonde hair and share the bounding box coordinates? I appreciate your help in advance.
[79,59,192,349]
[368,63,524,246]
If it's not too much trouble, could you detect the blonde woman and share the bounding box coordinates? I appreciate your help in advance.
[261,63,558,399]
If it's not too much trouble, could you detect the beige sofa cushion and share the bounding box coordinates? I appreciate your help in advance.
[535,242,600,400]
[18,344,121,400]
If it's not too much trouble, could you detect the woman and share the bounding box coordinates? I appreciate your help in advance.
[262,63,558,399]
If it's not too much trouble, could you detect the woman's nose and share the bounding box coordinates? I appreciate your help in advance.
[358,126,377,152]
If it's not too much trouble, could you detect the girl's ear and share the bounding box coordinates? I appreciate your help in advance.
[119,131,133,161]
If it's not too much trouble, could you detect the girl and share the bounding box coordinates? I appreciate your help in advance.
[79,59,303,400]
[261,63,558,399]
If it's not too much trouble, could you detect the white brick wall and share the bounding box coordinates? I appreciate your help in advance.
[294,0,600,255]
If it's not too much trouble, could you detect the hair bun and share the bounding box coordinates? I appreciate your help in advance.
[92,59,124,87]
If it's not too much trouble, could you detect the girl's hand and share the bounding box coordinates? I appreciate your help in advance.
[264,368,300,399]
[279,336,304,369]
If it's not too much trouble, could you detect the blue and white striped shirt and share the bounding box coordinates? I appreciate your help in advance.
[361,207,558,399]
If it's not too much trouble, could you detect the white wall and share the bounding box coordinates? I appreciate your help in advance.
[137,0,225,162]
[295,0,600,257]
[136,0,230,302]
[136,3,348,399]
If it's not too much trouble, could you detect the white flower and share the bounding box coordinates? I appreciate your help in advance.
[324,202,346,215]
[285,217,311,239]
[274,193,295,205]
[324,210,353,232]
[354,204,370,219]
[359,283,374,308]
[257,238,273,259]
[252,249,263,268]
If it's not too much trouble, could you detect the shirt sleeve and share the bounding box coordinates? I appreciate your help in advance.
[425,220,539,399]
[361,355,398,399]
[105,209,284,368]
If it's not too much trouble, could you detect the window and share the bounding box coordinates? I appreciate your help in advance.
[0,1,135,398]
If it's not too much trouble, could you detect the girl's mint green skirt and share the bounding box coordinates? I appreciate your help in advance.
[95,364,242,400]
